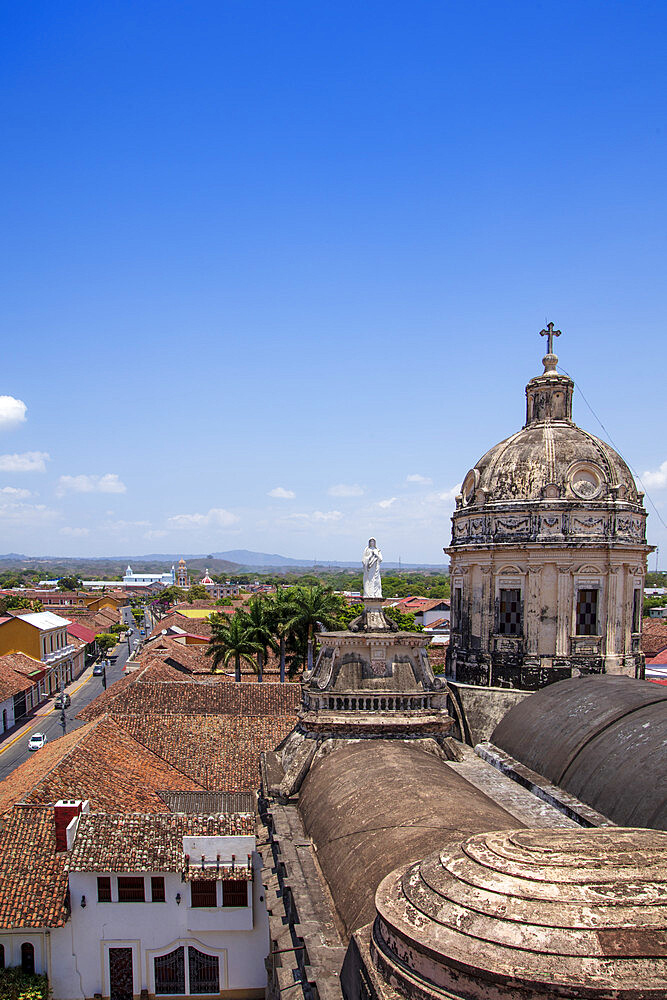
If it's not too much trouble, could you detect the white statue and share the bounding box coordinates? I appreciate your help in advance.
[362,537,383,598]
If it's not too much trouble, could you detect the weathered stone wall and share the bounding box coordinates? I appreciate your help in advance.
[447,681,530,745]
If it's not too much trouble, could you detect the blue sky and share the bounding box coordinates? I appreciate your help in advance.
[1,1,666,565]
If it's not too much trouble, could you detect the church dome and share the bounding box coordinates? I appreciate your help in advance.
[372,827,667,999]
[458,342,641,508]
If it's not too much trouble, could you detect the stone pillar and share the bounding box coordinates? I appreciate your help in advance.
[480,566,493,652]
[605,566,624,675]
[556,567,571,658]
[525,566,541,657]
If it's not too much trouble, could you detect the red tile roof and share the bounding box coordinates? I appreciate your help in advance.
[79,679,300,721]
[641,618,667,658]
[0,655,36,701]
[0,804,69,928]
[115,713,296,792]
[0,717,203,815]
[0,651,44,678]
[69,812,253,873]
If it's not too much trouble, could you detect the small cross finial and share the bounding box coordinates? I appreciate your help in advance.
[539,322,561,356]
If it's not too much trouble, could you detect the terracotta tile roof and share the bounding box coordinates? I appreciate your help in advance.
[641,618,667,658]
[0,804,69,928]
[150,612,213,638]
[394,597,450,613]
[78,679,300,721]
[115,713,297,792]
[69,811,254,874]
[0,655,36,701]
[0,717,203,815]
[170,600,219,611]
[0,651,44,678]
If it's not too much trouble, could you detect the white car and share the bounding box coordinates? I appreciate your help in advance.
[28,732,47,751]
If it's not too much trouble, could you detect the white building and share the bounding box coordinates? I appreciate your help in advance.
[123,564,176,588]
[13,801,269,1000]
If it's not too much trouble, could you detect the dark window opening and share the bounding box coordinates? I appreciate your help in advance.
[117,876,145,903]
[577,588,599,636]
[154,947,185,995]
[0,943,5,969]
[498,589,522,636]
[188,947,220,994]
[97,876,112,902]
[222,879,248,907]
[21,943,35,975]
[190,879,217,908]
[453,588,462,629]
[151,876,165,902]
[632,589,642,634]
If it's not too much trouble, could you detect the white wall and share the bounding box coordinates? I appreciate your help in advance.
[50,854,268,1000]
[0,695,15,734]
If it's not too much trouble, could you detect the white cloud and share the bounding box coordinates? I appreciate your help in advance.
[56,473,127,497]
[60,526,90,537]
[268,486,296,499]
[328,483,364,497]
[0,396,27,431]
[285,510,343,525]
[642,461,667,489]
[378,497,398,509]
[104,519,151,533]
[0,486,32,499]
[0,451,49,473]
[0,499,59,525]
[406,473,433,485]
[166,507,240,530]
[145,529,168,540]
[436,483,462,502]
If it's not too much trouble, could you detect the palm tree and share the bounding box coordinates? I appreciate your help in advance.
[242,596,278,683]
[285,584,344,671]
[206,612,262,682]
[269,587,298,683]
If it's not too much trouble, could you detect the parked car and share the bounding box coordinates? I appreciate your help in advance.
[140,628,145,636]
[28,732,47,751]
[54,693,71,709]
[92,663,105,676]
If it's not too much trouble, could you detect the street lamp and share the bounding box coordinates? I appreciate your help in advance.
[102,659,108,690]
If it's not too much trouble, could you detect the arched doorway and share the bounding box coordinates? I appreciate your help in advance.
[21,942,35,974]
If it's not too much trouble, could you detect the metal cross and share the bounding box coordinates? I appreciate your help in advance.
[539,322,561,355]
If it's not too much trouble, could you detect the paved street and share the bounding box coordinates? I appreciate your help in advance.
[0,605,152,781]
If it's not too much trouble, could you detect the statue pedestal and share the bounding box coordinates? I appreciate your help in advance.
[363,596,387,631]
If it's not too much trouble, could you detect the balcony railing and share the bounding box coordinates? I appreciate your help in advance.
[42,644,76,665]
[303,692,434,713]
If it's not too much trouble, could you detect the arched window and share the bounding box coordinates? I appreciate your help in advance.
[21,942,35,974]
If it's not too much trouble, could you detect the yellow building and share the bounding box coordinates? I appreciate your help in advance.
[0,611,78,695]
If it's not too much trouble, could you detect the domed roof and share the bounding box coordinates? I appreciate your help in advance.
[460,348,640,506]
[373,827,667,998]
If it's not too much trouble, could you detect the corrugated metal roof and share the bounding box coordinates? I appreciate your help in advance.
[16,611,72,629]
[158,790,256,814]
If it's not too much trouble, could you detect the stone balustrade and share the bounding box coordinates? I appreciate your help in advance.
[303,691,433,713]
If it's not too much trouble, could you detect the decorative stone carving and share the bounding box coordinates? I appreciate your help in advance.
[571,514,606,534]
[494,516,530,534]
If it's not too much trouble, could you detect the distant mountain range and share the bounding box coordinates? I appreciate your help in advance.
[0,549,448,573]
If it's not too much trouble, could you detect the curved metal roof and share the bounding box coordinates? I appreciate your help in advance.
[492,676,667,830]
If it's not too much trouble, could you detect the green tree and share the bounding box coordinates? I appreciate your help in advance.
[206,613,262,682]
[152,585,186,612]
[384,606,422,631]
[242,596,278,682]
[0,595,43,615]
[285,584,344,671]
[0,967,50,1000]
[187,584,210,603]
[95,633,117,654]
[268,587,299,683]
[215,596,234,607]
[57,575,82,591]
